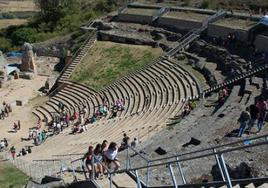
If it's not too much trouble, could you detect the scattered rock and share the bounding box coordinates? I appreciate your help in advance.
[93,20,114,30]
[211,162,253,181]
[155,147,167,155]
[182,137,201,148]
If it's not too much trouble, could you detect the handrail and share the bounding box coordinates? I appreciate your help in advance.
[71,155,112,174]
[53,153,84,157]
[71,157,83,164]
[57,31,96,82]
[203,62,268,94]
[149,133,268,163]
[33,159,62,162]
[115,138,268,173]
[128,145,150,162]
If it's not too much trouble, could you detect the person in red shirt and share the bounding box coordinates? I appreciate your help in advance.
[83,146,94,178]
[256,97,267,132]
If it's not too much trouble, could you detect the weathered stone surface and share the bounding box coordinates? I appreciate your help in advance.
[19,72,36,80]
[189,40,247,75]
[21,42,37,73]
[93,19,114,30]
[211,162,253,181]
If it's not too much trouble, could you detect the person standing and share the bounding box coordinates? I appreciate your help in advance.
[256,97,267,133]
[10,146,16,160]
[248,104,259,132]
[237,107,251,137]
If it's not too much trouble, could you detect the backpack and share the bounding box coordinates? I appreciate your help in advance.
[241,111,250,121]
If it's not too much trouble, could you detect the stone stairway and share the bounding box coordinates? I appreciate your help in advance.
[166,9,227,57]
[58,31,97,83]
[152,6,170,22]
[203,63,268,96]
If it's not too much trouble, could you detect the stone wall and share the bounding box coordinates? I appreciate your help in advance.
[157,17,202,31]
[34,47,62,58]
[117,13,251,42]
[117,14,152,24]
[254,34,268,53]
[207,24,248,41]
[98,31,170,50]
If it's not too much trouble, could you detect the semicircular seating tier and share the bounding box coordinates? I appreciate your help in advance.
[30,57,200,158]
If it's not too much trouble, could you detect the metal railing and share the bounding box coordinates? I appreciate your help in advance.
[202,62,268,96]
[166,9,226,58]
[57,134,268,188]
[152,6,170,22]
[117,134,268,188]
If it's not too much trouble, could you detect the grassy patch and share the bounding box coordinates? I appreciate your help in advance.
[0,161,29,188]
[70,41,163,90]
[0,19,28,29]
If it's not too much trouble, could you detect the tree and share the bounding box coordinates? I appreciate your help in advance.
[34,0,79,29]
[0,37,12,52]
[11,27,37,45]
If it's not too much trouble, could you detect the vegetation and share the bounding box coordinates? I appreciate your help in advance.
[0,0,119,52]
[70,42,163,90]
[0,161,29,188]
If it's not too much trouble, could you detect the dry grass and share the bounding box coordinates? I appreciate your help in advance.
[125,8,157,16]
[0,0,38,12]
[165,11,208,22]
[71,41,163,90]
[0,18,28,29]
[214,17,257,30]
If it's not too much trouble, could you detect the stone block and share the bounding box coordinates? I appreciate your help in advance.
[19,72,36,80]
[16,98,28,106]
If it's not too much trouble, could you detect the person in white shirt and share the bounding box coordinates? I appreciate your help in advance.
[104,142,120,171]
[0,140,5,150]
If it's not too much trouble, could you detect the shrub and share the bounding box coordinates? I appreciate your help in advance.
[201,0,209,8]
[2,12,16,19]
[11,27,37,45]
[0,37,12,52]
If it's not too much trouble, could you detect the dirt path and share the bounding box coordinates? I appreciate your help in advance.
[0,76,48,151]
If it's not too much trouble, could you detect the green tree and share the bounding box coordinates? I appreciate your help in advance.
[0,37,12,52]
[11,27,37,45]
[34,0,79,30]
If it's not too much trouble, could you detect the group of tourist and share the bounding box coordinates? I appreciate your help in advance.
[237,96,267,137]
[16,146,32,158]
[0,101,12,120]
[69,98,125,135]
[82,133,138,179]
[28,128,47,146]
[8,145,31,160]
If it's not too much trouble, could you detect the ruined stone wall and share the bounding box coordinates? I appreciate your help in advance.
[117,13,152,24]
[157,17,201,31]
[254,34,268,53]
[207,24,248,41]
[117,14,250,42]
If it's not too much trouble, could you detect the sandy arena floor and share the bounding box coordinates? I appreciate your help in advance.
[0,76,48,150]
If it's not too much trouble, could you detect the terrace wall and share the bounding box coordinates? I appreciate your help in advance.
[117,13,251,42]
[157,17,201,31]
[207,24,248,41]
[117,14,152,24]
